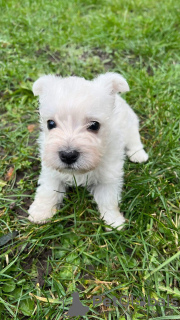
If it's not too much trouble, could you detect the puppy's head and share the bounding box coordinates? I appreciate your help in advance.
[33,73,129,173]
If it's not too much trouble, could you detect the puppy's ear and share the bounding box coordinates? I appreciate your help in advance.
[95,72,129,94]
[32,75,57,96]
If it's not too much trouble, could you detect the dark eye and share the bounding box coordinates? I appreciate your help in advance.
[47,120,56,130]
[87,121,100,132]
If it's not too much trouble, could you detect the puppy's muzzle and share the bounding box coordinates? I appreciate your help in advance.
[59,150,80,165]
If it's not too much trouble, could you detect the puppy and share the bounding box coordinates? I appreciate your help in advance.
[28,72,148,230]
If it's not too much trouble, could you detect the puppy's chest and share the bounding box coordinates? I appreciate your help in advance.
[59,171,98,187]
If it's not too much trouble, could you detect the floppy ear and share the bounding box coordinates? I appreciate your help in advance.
[95,72,129,94]
[32,75,58,96]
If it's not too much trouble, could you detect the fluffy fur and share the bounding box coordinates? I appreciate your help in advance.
[28,72,148,230]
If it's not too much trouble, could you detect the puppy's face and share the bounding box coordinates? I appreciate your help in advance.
[33,73,129,173]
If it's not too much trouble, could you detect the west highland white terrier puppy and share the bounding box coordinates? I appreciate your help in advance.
[28,72,148,230]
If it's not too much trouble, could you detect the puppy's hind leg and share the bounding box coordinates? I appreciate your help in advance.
[125,110,148,163]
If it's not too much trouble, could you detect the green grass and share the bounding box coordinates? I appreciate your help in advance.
[0,0,180,319]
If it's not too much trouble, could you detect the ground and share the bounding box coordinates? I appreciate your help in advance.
[0,0,180,319]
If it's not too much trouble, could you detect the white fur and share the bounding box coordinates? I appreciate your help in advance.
[28,73,148,230]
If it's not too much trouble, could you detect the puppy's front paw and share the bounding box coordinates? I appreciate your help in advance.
[28,201,56,224]
[128,149,148,163]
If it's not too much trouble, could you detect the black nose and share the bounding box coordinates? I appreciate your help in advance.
[59,150,80,165]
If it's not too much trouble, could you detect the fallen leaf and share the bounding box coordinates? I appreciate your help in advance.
[27,124,35,132]
[5,167,15,181]
[29,293,62,304]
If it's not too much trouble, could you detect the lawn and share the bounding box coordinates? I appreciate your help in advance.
[0,0,180,319]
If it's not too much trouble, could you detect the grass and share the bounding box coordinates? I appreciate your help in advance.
[0,0,180,318]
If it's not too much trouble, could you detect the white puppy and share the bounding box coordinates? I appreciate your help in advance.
[28,72,148,230]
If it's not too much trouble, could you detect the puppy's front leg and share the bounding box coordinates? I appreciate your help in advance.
[28,167,65,224]
[92,183,125,230]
